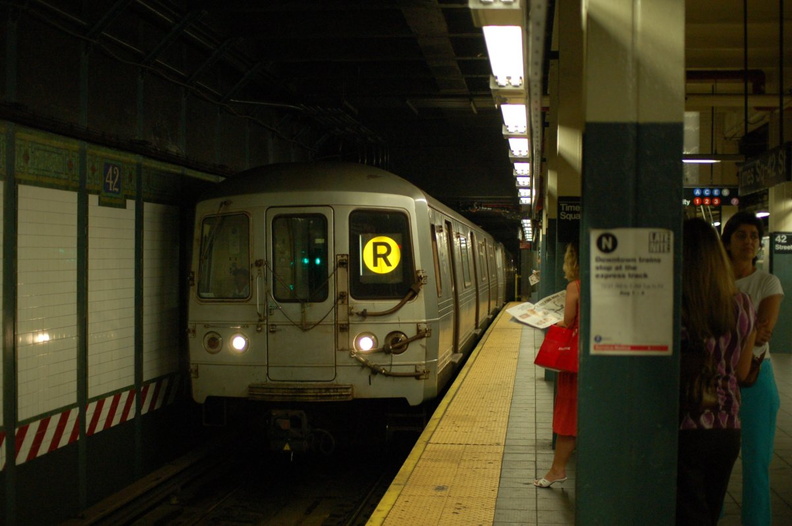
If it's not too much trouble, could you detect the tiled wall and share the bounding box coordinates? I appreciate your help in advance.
[0,182,3,422]
[143,202,180,380]
[88,194,135,397]
[6,126,203,429]
[17,185,78,422]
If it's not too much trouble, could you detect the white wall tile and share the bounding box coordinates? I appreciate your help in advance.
[0,183,4,422]
[17,185,78,421]
[143,203,180,380]
[88,194,135,397]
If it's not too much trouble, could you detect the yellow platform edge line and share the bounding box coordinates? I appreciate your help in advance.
[366,304,520,526]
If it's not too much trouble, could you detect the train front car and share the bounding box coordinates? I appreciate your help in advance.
[187,162,465,444]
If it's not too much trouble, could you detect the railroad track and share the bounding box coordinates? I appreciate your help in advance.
[61,427,415,526]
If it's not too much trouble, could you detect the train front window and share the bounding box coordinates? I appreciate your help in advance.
[350,210,414,299]
[272,215,329,302]
[197,213,251,300]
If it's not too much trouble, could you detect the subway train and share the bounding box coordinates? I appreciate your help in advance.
[186,162,514,448]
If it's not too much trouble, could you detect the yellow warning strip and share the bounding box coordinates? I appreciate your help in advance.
[367,305,521,526]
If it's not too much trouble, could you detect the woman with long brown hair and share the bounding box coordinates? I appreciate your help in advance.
[676,218,756,525]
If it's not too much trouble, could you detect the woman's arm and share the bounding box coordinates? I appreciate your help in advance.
[754,294,783,346]
[562,280,580,328]
[736,329,757,382]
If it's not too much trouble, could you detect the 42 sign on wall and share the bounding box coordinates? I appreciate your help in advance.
[99,161,126,208]
[103,162,122,194]
[773,232,792,255]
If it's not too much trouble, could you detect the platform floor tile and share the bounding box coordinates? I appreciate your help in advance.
[369,305,792,526]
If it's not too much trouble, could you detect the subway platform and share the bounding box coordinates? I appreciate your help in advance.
[367,305,792,525]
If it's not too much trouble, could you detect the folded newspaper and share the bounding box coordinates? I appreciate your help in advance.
[507,290,566,329]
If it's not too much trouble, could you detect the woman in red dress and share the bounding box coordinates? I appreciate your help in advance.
[535,242,580,488]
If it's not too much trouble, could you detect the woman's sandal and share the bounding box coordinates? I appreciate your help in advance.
[533,477,568,488]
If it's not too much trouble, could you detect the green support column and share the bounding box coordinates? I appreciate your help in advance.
[576,0,684,523]
[3,8,19,524]
[539,220,558,300]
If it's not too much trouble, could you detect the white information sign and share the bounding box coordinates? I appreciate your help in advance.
[590,228,674,355]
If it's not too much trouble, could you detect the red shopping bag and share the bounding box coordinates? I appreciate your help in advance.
[534,324,579,373]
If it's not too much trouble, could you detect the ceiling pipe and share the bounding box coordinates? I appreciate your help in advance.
[686,69,766,94]
[685,94,792,109]
[744,0,749,138]
[779,0,785,144]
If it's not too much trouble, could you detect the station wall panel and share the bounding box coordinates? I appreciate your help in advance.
[0,182,3,423]
[143,202,180,380]
[17,185,78,422]
[88,195,136,398]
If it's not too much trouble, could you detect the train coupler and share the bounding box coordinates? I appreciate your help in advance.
[268,409,311,454]
[267,409,337,457]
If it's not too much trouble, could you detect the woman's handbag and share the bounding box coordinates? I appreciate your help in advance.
[534,324,579,373]
[739,351,766,388]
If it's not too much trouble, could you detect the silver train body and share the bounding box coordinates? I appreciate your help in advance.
[187,162,511,409]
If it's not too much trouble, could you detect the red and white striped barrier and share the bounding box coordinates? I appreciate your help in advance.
[0,374,182,470]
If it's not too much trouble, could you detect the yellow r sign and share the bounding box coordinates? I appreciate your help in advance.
[363,236,401,274]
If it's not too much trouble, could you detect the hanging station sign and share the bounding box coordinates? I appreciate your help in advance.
[682,186,739,208]
[739,142,791,196]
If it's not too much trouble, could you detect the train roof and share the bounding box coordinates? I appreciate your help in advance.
[204,162,430,203]
[201,162,492,238]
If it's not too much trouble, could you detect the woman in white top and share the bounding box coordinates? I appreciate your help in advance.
[721,211,784,526]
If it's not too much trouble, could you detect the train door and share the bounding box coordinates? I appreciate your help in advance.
[487,241,497,311]
[266,207,336,381]
[444,220,459,352]
[470,232,480,326]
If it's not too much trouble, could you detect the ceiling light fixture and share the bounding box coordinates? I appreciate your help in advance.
[508,137,530,157]
[501,103,528,134]
[513,162,530,175]
[515,176,530,187]
[482,26,524,87]
[682,153,745,164]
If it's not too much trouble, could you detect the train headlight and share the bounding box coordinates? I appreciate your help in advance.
[230,334,249,353]
[354,332,378,353]
[384,331,409,354]
[203,332,223,354]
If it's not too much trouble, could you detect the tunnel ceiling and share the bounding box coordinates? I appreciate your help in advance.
[3,0,790,248]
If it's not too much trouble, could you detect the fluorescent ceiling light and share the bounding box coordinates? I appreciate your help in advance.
[482,26,524,87]
[682,154,745,164]
[509,137,529,157]
[513,162,530,175]
[515,176,530,187]
[469,0,523,26]
[519,197,531,205]
[518,188,531,198]
[756,211,770,218]
[501,104,527,134]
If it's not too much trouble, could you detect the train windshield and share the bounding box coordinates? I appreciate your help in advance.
[197,213,251,299]
[272,214,329,302]
[349,210,414,299]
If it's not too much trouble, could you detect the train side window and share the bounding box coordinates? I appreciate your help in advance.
[431,224,443,297]
[349,210,414,299]
[197,213,251,300]
[459,234,472,287]
[272,214,329,302]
